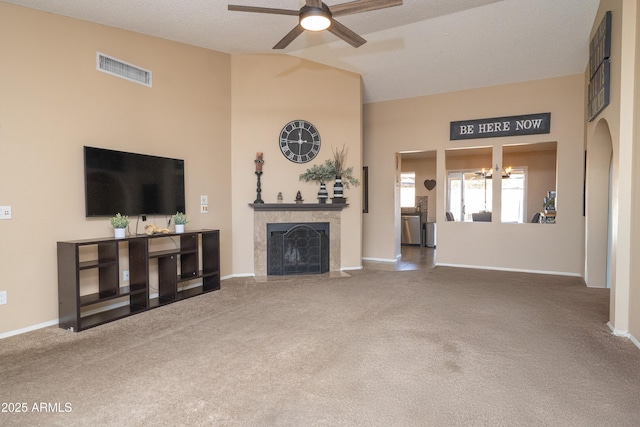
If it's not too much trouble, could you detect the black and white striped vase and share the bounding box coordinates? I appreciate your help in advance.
[317,183,329,203]
[333,176,344,198]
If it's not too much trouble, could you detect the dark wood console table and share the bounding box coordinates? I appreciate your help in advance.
[57,229,220,332]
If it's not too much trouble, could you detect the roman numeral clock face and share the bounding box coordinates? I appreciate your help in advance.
[279,120,321,163]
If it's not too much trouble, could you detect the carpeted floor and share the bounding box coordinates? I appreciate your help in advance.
[2,266,640,426]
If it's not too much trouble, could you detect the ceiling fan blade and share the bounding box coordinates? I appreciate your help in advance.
[330,0,403,17]
[273,25,305,49]
[228,5,299,16]
[305,0,323,7]
[328,19,367,48]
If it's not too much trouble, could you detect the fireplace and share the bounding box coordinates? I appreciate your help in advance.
[250,203,346,276]
[267,223,329,275]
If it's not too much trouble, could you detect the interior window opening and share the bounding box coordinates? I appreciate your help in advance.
[502,142,557,224]
[447,170,493,222]
[501,168,526,223]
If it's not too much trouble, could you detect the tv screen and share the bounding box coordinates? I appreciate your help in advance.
[84,146,185,217]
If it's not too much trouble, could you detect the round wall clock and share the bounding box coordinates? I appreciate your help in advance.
[279,120,321,163]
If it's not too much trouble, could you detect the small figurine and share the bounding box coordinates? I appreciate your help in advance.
[277,192,283,203]
[295,191,303,204]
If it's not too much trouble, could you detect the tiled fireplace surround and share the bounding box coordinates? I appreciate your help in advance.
[251,204,345,276]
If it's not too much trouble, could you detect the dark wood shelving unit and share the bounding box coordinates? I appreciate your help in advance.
[57,229,220,332]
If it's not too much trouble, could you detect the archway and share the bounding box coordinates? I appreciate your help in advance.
[585,119,613,288]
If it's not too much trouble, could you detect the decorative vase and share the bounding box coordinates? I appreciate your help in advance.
[114,228,126,239]
[333,176,343,197]
[317,183,329,204]
[175,224,185,234]
[332,176,346,204]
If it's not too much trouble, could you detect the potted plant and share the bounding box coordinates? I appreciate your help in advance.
[110,213,130,239]
[327,145,360,203]
[299,163,334,203]
[172,211,188,233]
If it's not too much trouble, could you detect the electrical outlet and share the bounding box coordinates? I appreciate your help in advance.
[0,291,6,305]
[200,195,208,205]
[0,206,11,220]
[123,270,130,281]
[201,204,208,214]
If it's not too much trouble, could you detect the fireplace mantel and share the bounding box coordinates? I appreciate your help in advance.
[249,203,348,211]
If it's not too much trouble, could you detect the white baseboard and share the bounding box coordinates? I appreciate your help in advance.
[341,265,363,271]
[607,321,627,336]
[630,334,640,350]
[435,262,582,277]
[362,257,398,263]
[228,273,255,278]
[606,322,640,350]
[0,319,59,339]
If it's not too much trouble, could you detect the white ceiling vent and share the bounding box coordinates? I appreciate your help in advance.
[96,52,152,87]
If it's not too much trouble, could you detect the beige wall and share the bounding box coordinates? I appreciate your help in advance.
[230,55,363,275]
[364,75,585,274]
[585,0,640,340]
[0,3,232,335]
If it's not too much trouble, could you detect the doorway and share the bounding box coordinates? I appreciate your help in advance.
[585,119,613,288]
[398,150,437,258]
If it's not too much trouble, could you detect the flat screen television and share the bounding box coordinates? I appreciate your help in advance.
[84,146,185,217]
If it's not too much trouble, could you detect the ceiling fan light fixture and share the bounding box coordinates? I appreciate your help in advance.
[300,7,331,31]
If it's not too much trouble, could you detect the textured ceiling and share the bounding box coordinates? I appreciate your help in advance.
[3,0,599,103]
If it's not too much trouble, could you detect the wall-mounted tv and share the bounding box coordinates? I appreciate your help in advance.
[84,146,185,217]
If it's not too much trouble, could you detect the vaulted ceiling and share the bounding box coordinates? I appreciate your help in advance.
[4,0,600,103]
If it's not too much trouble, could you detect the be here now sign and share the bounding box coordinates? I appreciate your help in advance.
[450,113,551,140]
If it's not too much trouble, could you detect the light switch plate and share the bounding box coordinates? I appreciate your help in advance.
[0,206,11,220]
[200,195,208,205]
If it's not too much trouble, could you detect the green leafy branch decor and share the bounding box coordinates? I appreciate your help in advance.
[110,213,130,228]
[299,144,361,188]
[328,144,360,189]
[299,163,335,185]
[172,212,188,225]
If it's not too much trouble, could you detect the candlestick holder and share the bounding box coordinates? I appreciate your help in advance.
[254,171,264,204]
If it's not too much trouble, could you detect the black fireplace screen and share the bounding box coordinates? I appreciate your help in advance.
[267,223,329,275]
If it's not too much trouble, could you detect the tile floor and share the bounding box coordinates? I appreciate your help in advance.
[363,245,435,272]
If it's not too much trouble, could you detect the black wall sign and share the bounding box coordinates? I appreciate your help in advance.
[588,11,612,121]
[450,113,551,140]
[589,11,612,79]
[588,59,610,122]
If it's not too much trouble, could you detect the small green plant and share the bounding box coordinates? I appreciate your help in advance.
[172,212,188,225]
[299,163,335,185]
[110,213,130,228]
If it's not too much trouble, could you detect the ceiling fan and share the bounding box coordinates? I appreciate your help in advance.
[228,0,403,49]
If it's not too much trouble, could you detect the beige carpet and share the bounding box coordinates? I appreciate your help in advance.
[2,267,640,426]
